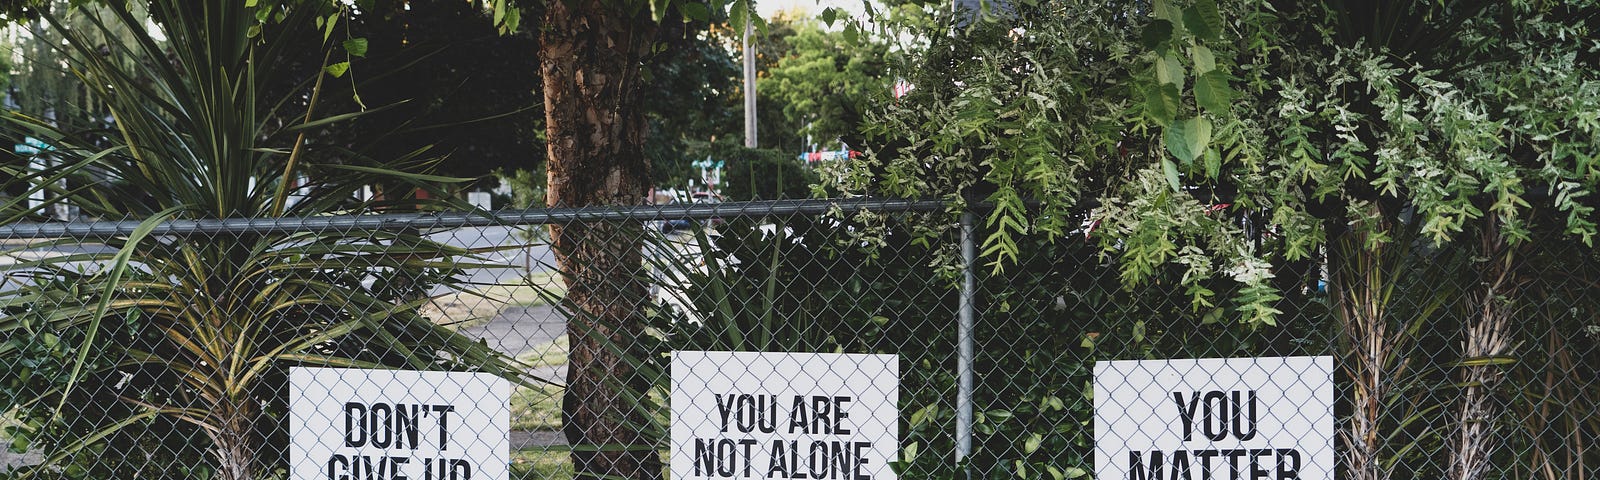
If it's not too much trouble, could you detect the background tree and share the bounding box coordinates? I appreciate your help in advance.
[529,0,664,476]
[334,0,543,184]
[244,0,543,190]
[760,17,891,149]
[843,0,1600,478]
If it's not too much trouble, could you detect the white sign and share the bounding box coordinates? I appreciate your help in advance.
[671,351,900,480]
[1094,356,1334,480]
[290,367,510,480]
[467,191,492,210]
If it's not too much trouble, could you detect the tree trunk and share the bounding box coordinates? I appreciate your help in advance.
[210,396,259,480]
[1328,208,1406,480]
[539,0,660,478]
[1451,219,1518,480]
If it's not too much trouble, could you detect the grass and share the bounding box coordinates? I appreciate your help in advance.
[511,335,569,431]
[425,270,565,328]
[511,447,575,479]
[506,333,678,480]
[517,334,571,368]
[510,448,672,480]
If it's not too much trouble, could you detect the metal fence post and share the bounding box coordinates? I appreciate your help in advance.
[956,211,976,475]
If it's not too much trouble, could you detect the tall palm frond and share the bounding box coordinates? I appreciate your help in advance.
[0,2,530,479]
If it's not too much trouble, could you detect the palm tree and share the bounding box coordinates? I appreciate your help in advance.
[0,2,526,478]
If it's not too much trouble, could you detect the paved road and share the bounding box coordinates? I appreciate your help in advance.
[459,304,569,385]
[428,226,556,293]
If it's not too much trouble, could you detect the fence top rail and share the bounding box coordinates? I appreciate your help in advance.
[0,198,950,239]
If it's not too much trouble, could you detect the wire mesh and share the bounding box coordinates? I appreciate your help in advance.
[0,199,1596,480]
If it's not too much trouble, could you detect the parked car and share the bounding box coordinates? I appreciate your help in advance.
[657,191,723,233]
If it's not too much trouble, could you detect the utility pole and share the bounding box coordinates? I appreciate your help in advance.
[742,15,757,148]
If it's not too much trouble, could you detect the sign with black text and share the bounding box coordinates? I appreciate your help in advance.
[290,367,510,480]
[1094,356,1334,480]
[671,351,899,480]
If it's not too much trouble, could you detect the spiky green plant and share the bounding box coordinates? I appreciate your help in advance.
[0,3,528,479]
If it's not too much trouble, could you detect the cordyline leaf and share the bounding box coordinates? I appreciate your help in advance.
[55,205,189,416]
[19,410,164,480]
[325,163,475,183]
[238,319,367,392]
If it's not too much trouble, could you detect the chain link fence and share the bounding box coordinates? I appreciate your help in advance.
[1,198,1597,479]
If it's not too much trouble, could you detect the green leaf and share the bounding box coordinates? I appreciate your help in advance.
[1195,70,1233,116]
[820,7,837,26]
[1153,0,1181,22]
[322,11,338,42]
[1156,52,1184,90]
[729,0,748,35]
[1455,356,1518,367]
[1161,158,1182,192]
[1140,20,1173,50]
[680,2,710,22]
[1204,147,1221,179]
[1190,45,1216,73]
[1185,0,1225,41]
[1165,116,1213,165]
[1145,83,1180,126]
[324,62,350,78]
[752,14,769,35]
[342,37,368,57]
[650,0,670,22]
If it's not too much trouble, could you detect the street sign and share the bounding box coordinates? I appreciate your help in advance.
[13,136,53,155]
[289,367,510,480]
[671,351,900,480]
[1094,356,1335,480]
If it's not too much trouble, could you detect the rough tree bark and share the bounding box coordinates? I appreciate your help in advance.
[211,397,259,480]
[1451,219,1520,480]
[539,0,661,478]
[1328,207,1409,480]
